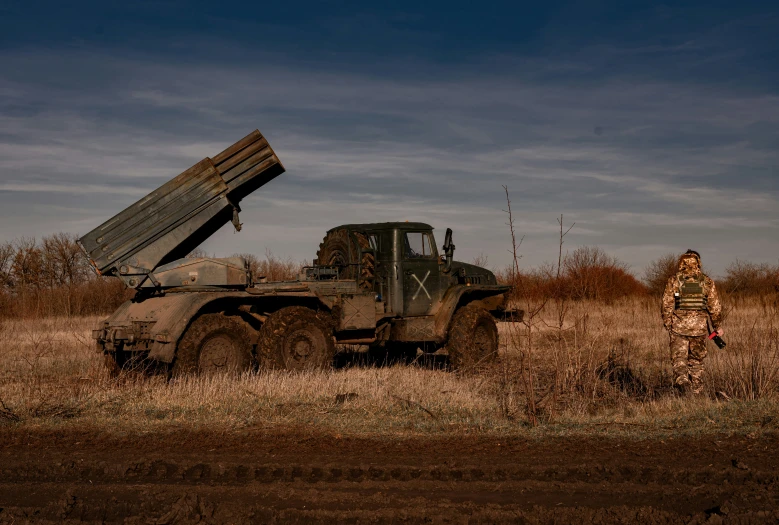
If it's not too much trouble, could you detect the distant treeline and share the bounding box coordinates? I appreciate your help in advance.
[0,235,303,319]
[0,234,132,318]
[0,234,777,318]
[495,246,779,303]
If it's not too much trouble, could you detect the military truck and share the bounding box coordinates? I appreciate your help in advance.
[80,129,515,375]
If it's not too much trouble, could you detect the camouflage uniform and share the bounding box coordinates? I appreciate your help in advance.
[661,251,722,394]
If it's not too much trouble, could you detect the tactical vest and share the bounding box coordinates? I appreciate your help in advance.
[675,275,707,311]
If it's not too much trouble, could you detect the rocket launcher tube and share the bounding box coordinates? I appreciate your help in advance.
[78,130,284,285]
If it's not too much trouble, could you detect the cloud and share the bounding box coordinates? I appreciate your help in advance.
[0,182,149,195]
[0,44,777,275]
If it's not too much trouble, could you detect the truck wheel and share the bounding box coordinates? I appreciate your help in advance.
[257,306,335,370]
[315,228,375,290]
[172,313,254,376]
[446,303,499,371]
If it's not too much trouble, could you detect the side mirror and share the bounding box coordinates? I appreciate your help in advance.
[441,228,455,273]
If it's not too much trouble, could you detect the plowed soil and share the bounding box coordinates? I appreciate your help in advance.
[1,431,777,524]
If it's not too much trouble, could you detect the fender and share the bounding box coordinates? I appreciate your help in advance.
[433,284,510,340]
[102,291,329,363]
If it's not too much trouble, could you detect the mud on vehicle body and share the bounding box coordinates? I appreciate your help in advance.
[81,130,520,375]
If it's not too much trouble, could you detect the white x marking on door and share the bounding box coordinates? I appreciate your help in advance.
[411,270,431,300]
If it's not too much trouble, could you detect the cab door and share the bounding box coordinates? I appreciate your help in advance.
[401,231,441,316]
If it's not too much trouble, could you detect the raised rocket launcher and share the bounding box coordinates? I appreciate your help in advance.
[78,130,284,291]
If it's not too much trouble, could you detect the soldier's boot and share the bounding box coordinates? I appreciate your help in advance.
[674,375,691,395]
[672,358,691,395]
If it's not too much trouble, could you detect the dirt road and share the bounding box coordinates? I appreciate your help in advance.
[1,431,777,523]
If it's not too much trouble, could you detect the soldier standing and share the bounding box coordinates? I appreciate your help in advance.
[661,250,723,394]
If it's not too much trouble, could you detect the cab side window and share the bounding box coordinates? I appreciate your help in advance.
[404,232,436,259]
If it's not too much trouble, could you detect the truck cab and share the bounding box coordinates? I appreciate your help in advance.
[311,222,510,363]
[322,222,500,319]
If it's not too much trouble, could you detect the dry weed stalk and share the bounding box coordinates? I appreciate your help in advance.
[502,186,557,426]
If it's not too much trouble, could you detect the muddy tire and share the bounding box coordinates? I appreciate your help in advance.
[315,228,375,290]
[257,306,335,370]
[446,303,499,371]
[171,313,254,376]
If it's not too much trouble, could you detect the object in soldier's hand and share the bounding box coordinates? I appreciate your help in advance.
[708,332,726,349]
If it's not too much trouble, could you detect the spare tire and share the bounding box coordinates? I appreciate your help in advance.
[315,228,375,290]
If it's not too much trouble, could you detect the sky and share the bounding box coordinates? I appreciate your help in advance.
[0,0,777,277]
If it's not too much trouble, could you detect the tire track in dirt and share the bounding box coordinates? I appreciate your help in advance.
[1,433,778,523]
[2,458,779,487]
[1,477,776,524]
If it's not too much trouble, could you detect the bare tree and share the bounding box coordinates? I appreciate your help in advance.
[39,233,92,316]
[643,253,680,296]
[186,248,210,258]
[41,233,90,286]
[0,241,14,289]
[472,253,489,269]
[11,238,44,290]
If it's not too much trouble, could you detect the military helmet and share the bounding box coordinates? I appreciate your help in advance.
[683,249,701,260]
[678,249,702,275]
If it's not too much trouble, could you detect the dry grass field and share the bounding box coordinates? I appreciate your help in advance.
[1,296,776,440]
[1,297,779,522]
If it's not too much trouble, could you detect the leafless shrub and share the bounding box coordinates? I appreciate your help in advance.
[562,246,647,302]
[234,249,304,282]
[643,253,680,296]
[472,253,489,269]
[497,247,647,303]
[186,248,211,258]
[723,260,779,297]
